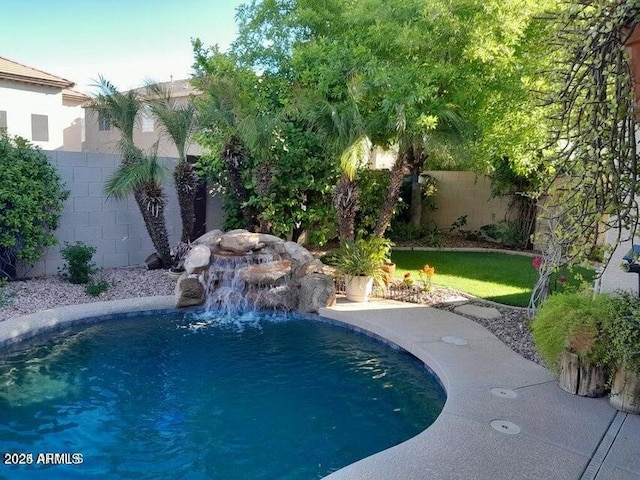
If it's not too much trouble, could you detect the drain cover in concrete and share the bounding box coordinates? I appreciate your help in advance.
[441,335,468,346]
[490,388,518,399]
[454,304,501,320]
[490,420,521,435]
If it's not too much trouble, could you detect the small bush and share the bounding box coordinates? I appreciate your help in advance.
[85,280,110,297]
[59,242,96,284]
[0,133,69,279]
[603,292,640,375]
[479,220,527,247]
[0,278,13,308]
[531,290,613,372]
[388,222,443,246]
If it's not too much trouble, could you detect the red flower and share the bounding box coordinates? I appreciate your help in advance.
[558,275,567,284]
[532,256,543,270]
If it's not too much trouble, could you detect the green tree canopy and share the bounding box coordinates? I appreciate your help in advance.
[194,0,559,242]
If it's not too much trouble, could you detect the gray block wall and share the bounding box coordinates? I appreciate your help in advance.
[18,151,183,278]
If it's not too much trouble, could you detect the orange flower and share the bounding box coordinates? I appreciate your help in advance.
[420,264,435,279]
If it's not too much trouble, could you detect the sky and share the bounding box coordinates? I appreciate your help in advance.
[2,0,246,93]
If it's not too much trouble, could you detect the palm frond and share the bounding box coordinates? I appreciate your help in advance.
[340,135,371,181]
[104,149,169,200]
[143,80,198,163]
[90,75,141,145]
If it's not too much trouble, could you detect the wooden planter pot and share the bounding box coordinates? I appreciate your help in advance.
[609,367,640,414]
[558,352,607,397]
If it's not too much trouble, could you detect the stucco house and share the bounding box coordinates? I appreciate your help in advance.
[83,78,203,158]
[0,56,88,151]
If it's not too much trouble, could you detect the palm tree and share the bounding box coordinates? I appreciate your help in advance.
[289,82,369,244]
[145,81,199,242]
[91,76,172,266]
[194,70,259,230]
[374,106,467,237]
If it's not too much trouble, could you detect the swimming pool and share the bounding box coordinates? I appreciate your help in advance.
[0,310,445,479]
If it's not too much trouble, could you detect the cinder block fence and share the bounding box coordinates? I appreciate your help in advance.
[19,151,183,278]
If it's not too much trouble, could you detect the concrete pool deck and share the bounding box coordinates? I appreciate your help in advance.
[0,296,638,479]
[319,299,640,480]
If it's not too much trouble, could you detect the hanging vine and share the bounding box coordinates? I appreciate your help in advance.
[531,0,640,310]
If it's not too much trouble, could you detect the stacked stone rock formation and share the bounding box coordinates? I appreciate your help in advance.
[175,229,336,313]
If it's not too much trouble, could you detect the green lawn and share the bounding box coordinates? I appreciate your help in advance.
[390,250,594,307]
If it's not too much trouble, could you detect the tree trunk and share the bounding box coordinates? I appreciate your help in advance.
[123,148,172,267]
[133,187,172,267]
[174,161,197,242]
[409,169,422,228]
[222,136,257,230]
[334,174,359,244]
[255,162,274,233]
[374,148,408,238]
[408,145,427,228]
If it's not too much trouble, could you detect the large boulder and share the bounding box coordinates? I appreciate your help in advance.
[184,245,212,275]
[298,273,336,313]
[145,252,164,270]
[254,285,298,310]
[277,241,314,266]
[258,233,285,246]
[192,229,223,247]
[175,275,205,308]
[239,260,291,285]
[220,231,263,254]
[293,258,326,279]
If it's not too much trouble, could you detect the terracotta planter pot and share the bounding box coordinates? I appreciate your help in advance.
[344,274,374,302]
[609,366,640,414]
[381,262,396,286]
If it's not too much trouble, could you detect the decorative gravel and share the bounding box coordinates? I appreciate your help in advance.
[0,266,175,322]
[0,266,541,366]
[374,282,542,365]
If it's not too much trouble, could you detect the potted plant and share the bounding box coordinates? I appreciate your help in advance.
[531,290,612,397]
[167,241,191,280]
[333,237,393,302]
[603,292,640,414]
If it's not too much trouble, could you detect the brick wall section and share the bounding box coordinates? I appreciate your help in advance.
[423,171,512,232]
[19,151,182,278]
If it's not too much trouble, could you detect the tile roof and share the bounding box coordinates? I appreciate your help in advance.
[62,88,90,102]
[0,56,74,88]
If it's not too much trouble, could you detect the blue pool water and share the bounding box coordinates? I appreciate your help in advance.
[0,311,445,479]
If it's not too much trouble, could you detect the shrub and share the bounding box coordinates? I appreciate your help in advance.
[0,133,68,279]
[59,242,97,284]
[85,280,110,297]
[531,290,613,372]
[388,222,443,246]
[479,220,528,247]
[0,278,13,308]
[603,292,640,375]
